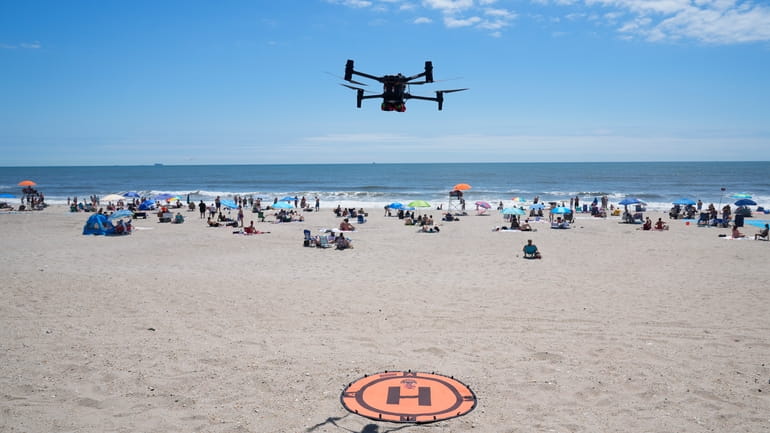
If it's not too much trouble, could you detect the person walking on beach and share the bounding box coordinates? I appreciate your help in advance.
[237,206,244,227]
[198,200,206,219]
[315,196,320,212]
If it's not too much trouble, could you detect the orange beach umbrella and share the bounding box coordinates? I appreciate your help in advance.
[18,180,37,187]
[452,183,472,191]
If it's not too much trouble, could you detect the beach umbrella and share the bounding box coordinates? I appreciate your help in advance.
[220,199,238,209]
[273,201,292,209]
[103,194,125,202]
[672,198,696,206]
[618,197,644,206]
[511,197,526,203]
[387,202,405,209]
[18,180,36,187]
[453,183,472,191]
[732,193,752,199]
[529,203,545,210]
[475,201,491,209]
[551,206,572,214]
[123,191,140,198]
[502,207,525,215]
[108,209,133,220]
[0,193,15,199]
[734,198,757,206]
[155,193,176,201]
[407,200,431,208]
[280,196,295,202]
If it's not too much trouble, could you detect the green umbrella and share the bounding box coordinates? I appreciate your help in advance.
[407,200,431,208]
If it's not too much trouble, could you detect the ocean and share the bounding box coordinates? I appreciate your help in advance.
[1,162,768,211]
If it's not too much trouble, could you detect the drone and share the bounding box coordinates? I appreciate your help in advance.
[342,59,467,112]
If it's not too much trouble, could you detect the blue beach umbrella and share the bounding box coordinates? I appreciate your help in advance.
[387,202,405,209]
[734,198,757,206]
[551,206,572,214]
[732,193,752,199]
[673,198,696,206]
[280,196,295,202]
[273,201,293,209]
[618,197,643,206]
[529,203,545,210]
[123,191,140,198]
[108,209,133,220]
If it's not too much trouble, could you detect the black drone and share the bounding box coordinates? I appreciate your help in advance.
[342,59,467,112]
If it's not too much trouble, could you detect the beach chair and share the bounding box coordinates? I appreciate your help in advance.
[303,229,316,247]
[523,245,539,259]
[158,212,173,223]
[317,235,332,249]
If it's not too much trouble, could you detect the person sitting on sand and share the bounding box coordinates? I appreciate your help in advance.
[244,221,256,234]
[335,233,352,250]
[654,218,668,230]
[523,239,542,259]
[731,224,745,239]
[420,225,440,233]
[519,219,532,231]
[207,217,220,227]
[642,217,652,231]
[339,218,355,231]
[755,223,769,240]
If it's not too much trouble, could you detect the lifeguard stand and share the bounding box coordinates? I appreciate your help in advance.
[448,190,465,213]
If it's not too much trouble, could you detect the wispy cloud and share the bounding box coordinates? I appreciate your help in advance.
[584,0,770,43]
[329,0,517,36]
[1,41,42,49]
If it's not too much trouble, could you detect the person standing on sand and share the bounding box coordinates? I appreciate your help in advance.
[315,196,320,212]
[237,206,244,227]
[198,200,206,219]
[215,196,221,212]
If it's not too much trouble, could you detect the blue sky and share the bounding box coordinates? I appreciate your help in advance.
[1,0,769,165]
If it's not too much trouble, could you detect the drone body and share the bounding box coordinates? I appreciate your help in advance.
[342,59,467,111]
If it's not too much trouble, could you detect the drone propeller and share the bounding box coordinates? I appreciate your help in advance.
[326,72,367,86]
[438,88,469,94]
[341,83,366,91]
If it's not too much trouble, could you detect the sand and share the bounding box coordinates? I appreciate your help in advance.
[1,205,769,433]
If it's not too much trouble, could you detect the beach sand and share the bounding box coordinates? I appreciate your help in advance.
[1,205,769,432]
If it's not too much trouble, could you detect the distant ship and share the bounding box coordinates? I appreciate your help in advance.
[154,163,164,167]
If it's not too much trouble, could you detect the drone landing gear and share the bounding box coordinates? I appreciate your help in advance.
[381,102,406,112]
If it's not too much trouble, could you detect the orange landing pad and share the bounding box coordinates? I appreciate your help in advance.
[341,370,477,423]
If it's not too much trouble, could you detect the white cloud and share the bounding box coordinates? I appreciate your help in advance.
[326,0,373,7]
[444,15,482,27]
[1,41,41,49]
[328,0,516,35]
[422,0,475,13]
[585,0,770,43]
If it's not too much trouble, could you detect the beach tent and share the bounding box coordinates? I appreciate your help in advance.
[138,200,155,211]
[220,199,238,209]
[82,214,114,235]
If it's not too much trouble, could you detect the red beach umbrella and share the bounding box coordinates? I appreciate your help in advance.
[18,180,37,187]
